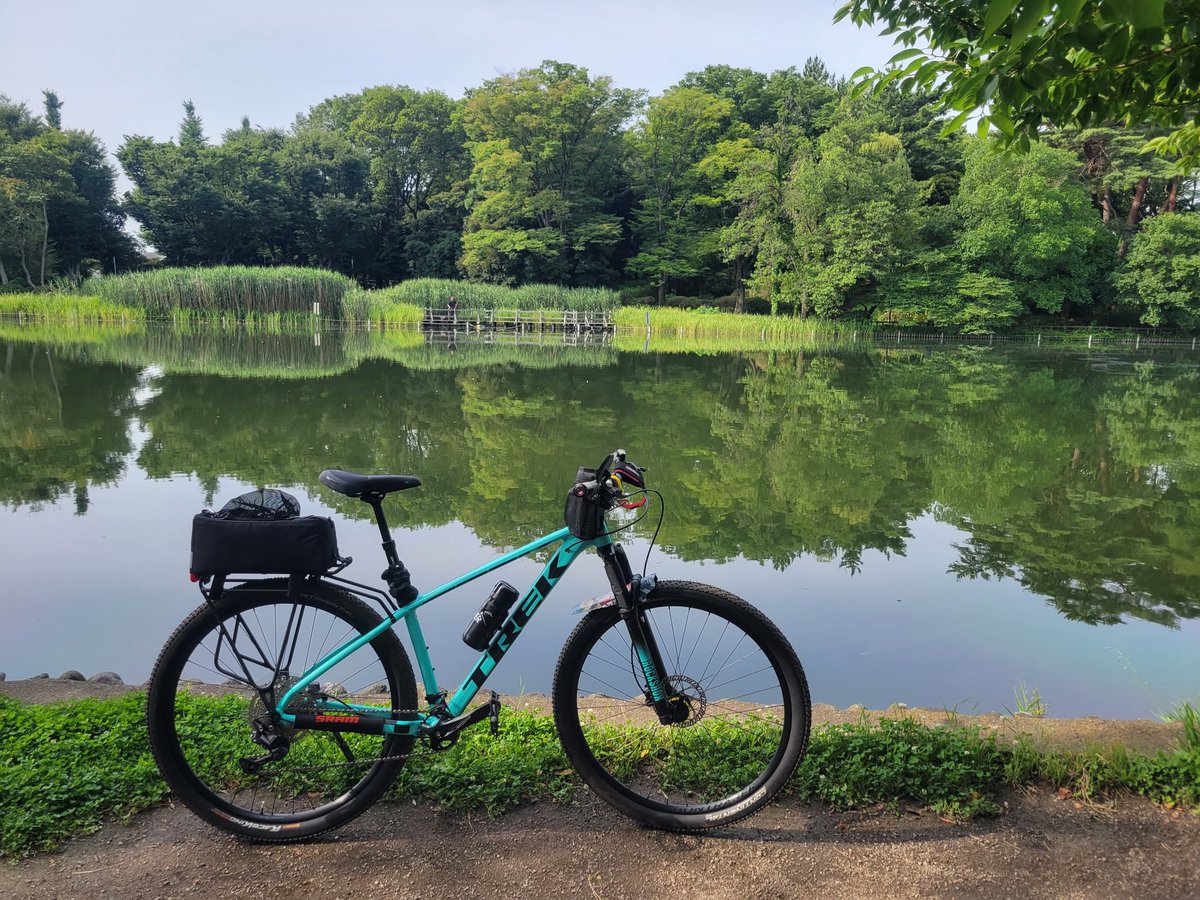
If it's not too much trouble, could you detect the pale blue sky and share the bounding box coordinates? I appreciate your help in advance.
[3,0,896,166]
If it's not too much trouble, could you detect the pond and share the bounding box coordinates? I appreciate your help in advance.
[2,327,1198,718]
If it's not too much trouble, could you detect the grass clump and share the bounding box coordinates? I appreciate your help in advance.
[0,293,144,324]
[794,718,1006,818]
[342,288,426,326]
[376,278,620,313]
[614,306,871,352]
[0,694,168,857]
[90,266,357,317]
[3,692,1199,858]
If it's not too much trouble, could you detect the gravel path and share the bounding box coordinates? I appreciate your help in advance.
[2,790,1197,899]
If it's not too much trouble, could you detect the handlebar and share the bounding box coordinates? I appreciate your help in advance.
[579,448,647,509]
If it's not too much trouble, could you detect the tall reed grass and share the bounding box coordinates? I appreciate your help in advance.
[613,306,874,352]
[0,293,144,325]
[377,278,620,313]
[91,267,357,317]
[342,289,426,326]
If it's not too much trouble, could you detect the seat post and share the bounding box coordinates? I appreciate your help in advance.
[363,493,400,567]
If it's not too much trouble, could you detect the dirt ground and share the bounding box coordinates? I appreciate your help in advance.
[2,678,1197,899]
[2,789,1197,899]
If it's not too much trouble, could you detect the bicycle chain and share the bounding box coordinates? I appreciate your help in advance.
[256,709,451,775]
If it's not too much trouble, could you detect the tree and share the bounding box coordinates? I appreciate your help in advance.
[950,139,1114,321]
[0,94,135,285]
[280,127,378,276]
[48,130,137,279]
[42,90,62,130]
[122,106,294,267]
[711,99,923,318]
[1113,212,1200,327]
[0,135,74,286]
[179,100,206,149]
[626,87,732,302]
[784,118,924,318]
[1047,126,1179,255]
[346,86,467,281]
[712,126,804,315]
[678,65,773,131]
[836,0,1200,170]
[458,61,643,285]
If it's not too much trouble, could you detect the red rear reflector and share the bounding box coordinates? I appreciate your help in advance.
[189,572,200,583]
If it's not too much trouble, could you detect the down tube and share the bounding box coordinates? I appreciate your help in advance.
[446,535,592,717]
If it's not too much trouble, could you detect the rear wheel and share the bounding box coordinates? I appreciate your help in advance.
[146,580,416,841]
[552,581,810,831]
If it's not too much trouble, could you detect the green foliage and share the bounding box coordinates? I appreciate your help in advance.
[948,140,1114,320]
[626,87,733,300]
[836,0,1200,171]
[0,95,136,288]
[707,95,927,319]
[5,692,1195,857]
[458,62,642,285]
[368,277,620,313]
[1013,683,1047,718]
[0,693,169,856]
[90,265,358,316]
[794,719,1005,817]
[1114,213,1200,328]
[0,293,143,323]
[6,57,1197,335]
[1004,736,1200,810]
[613,306,868,351]
[393,710,574,813]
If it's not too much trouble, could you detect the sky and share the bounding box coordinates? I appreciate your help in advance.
[2,0,897,170]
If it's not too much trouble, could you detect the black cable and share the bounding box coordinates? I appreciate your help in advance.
[641,488,664,577]
[600,487,663,576]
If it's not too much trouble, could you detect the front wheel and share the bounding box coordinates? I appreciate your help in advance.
[552,581,810,831]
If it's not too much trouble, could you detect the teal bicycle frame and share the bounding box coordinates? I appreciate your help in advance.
[270,525,626,737]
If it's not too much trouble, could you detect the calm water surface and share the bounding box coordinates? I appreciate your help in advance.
[2,329,1198,717]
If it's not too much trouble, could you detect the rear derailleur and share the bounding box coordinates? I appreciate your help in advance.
[240,716,291,773]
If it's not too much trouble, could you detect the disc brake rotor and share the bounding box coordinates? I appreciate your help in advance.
[665,675,706,727]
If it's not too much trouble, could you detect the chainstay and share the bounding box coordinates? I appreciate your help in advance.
[257,709,459,774]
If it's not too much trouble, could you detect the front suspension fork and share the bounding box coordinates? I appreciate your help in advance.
[597,544,679,723]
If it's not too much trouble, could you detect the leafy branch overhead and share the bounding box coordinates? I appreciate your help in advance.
[836,0,1200,169]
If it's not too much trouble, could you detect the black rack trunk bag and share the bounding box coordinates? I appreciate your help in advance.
[190,489,339,577]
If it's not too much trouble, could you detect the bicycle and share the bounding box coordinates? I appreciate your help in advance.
[146,449,811,838]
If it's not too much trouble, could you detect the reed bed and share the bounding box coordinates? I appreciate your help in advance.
[377,278,620,313]
[342,289,426,327]
[614,307,874,352]
[91,267,357,317]
[0,294,144,325]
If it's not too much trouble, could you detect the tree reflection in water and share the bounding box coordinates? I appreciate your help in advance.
[3,329,1199,627]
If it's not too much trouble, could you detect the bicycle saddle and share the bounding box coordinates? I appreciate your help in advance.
[319,469,421,498]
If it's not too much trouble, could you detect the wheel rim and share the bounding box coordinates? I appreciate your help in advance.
[159,594,407,825]
[568,598,793,815]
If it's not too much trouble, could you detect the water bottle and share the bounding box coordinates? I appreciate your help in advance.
[462,581,520,650]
